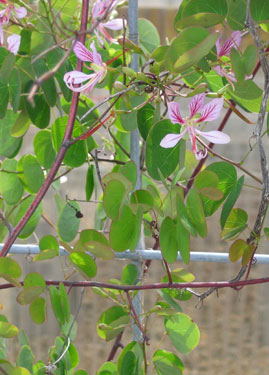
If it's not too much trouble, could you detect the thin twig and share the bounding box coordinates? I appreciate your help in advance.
[126,291,150,344]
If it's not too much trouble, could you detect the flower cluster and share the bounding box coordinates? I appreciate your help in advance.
[91,0,126,45]
[0,0,27,54]
[160,94,230,160]
[64,41,107,93]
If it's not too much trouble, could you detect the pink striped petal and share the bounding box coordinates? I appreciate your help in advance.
[103,18,127,30]
[7,34,21,55]
[189,93,205,118]
[196,130,230,144]
[0,24,3,45]
[217,31,241,57]
[73,41,94,62]
[212,66,237,82]
[64,70,94,85]
[14,6,27,19]
[90,41,103,66]
[197,97,224,123]
[168,102,185,125]
[160,131,186,148]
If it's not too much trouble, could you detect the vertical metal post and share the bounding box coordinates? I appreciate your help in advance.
[128,0,144,342]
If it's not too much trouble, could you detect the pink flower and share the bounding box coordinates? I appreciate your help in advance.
[160,94,230,160]
[213,31,241,82]
[64,41,106,93]
[7,33,21,55]
[92,0,126,45]
[0,2,27,44]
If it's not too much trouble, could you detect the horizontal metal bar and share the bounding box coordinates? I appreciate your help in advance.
[2,244,269,264]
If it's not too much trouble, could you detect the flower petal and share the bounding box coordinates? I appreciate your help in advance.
[103,18,127,30]
[7,34,21,55]
[188,93,205,118]
[212,66,237,82]
[64,70,94,85]
[14,6,27,19]
[217,31,241,57]
[196,130,230,144]
[90,40,103,66]
[197,97,224,123]
[160,131,186,148]
[73,41,94,62]
[168,102,185,124]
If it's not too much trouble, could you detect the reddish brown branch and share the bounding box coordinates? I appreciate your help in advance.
[126,291,150,344]
[0,0,90,258]
[107,331,124,361]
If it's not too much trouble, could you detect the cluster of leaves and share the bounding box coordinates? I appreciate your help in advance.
[0,0,268,374]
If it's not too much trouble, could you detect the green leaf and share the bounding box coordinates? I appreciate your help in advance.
[9,68,21,113]
[23,82,50,129]
[0,159,24,205]
[97,362,118,375]
[10,367,31,375]
[117,342,143,375]
[11,110,30,138]
[160,216,178,263]
[230,48,245,83]
[175,0,228,29]
[49,285,65,326]
[176,194,197,236]
[0,258,22,279]
[20,155,45,194]
[85,165,95,202]
[0,110,22,157]
[226,0,247,30]
[153,349,184,375]
[0,321,19,338]
[229,239,249,262]
[120,351,136,375]
[69,252,97,279]
[97,306,130,341]
[121,264,138,285]
[58,202,81,242]
[146,120,181,180]
[194,170,223,201]
[33,58,57,107]
[33,130,56,169]
[118,93,146,132]
[59,283,70,324]
[0,77,9,118]
[165,313,200,354]
[103,180,127,220]
[17,287,45,305]
[264,227,269,238]
[174,32,219,73]
[220,175,244,229]
[137,103,154,141]
[110,205,141,252]
[221,208,248,240]
[39,234,59,251]
[250,0,269,23]
[186,189,207,238]
[29,297,46,324]
[80,229,114,260]
[202,162,237,216]
[176,220,190,264]
[51,117,87,167]
[16,345,34,372]
[24,272,46,290]
[130,189,154,213]
[227,80,266,113]
[242,45,258,76]
[12,196,42,239]
[118,161,137,190]
[138,19,160,54]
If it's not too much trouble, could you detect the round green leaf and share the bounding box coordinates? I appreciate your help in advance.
[0,110,22,157]
[97,306,130,341]
[24,82,50,129]
[176,220,190,265]
[103,180,127,220]
[16,345,34,372]
[118,161,137,190]
[227,80,266,113]
[20,155,45,194]
[10,367,31,375]
[0,77,9,118]
[137,103,154,141]
[80,229,114,260]
[153,349,184,375]
[229,239,248,263]
[58,202,81,242]
[24,272,46,290]
[17,286,45,305]
[9,68,21,114]
[160,216,178,263]
[250,0,269,23]
[130,189,154,213]
[146,120,181,180]
[0,159,24,205]
[33,58,57,107]
[121,264,138,285]
[30,297,46,324]
[59,283,70,324]
[194,170,223,201]
[221,208,248,240]
[120,351,136,375]
[39,234,59,251]
[227,0,246,30]
[0,321,19,338]
[69,252,97,279]
[138,18,160,54]
[51,117,87,167]
[33,130,56,169]
[0,257,22,279]
[11,110,30,138]
[49,285,65,326]
[165,313,200,354]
